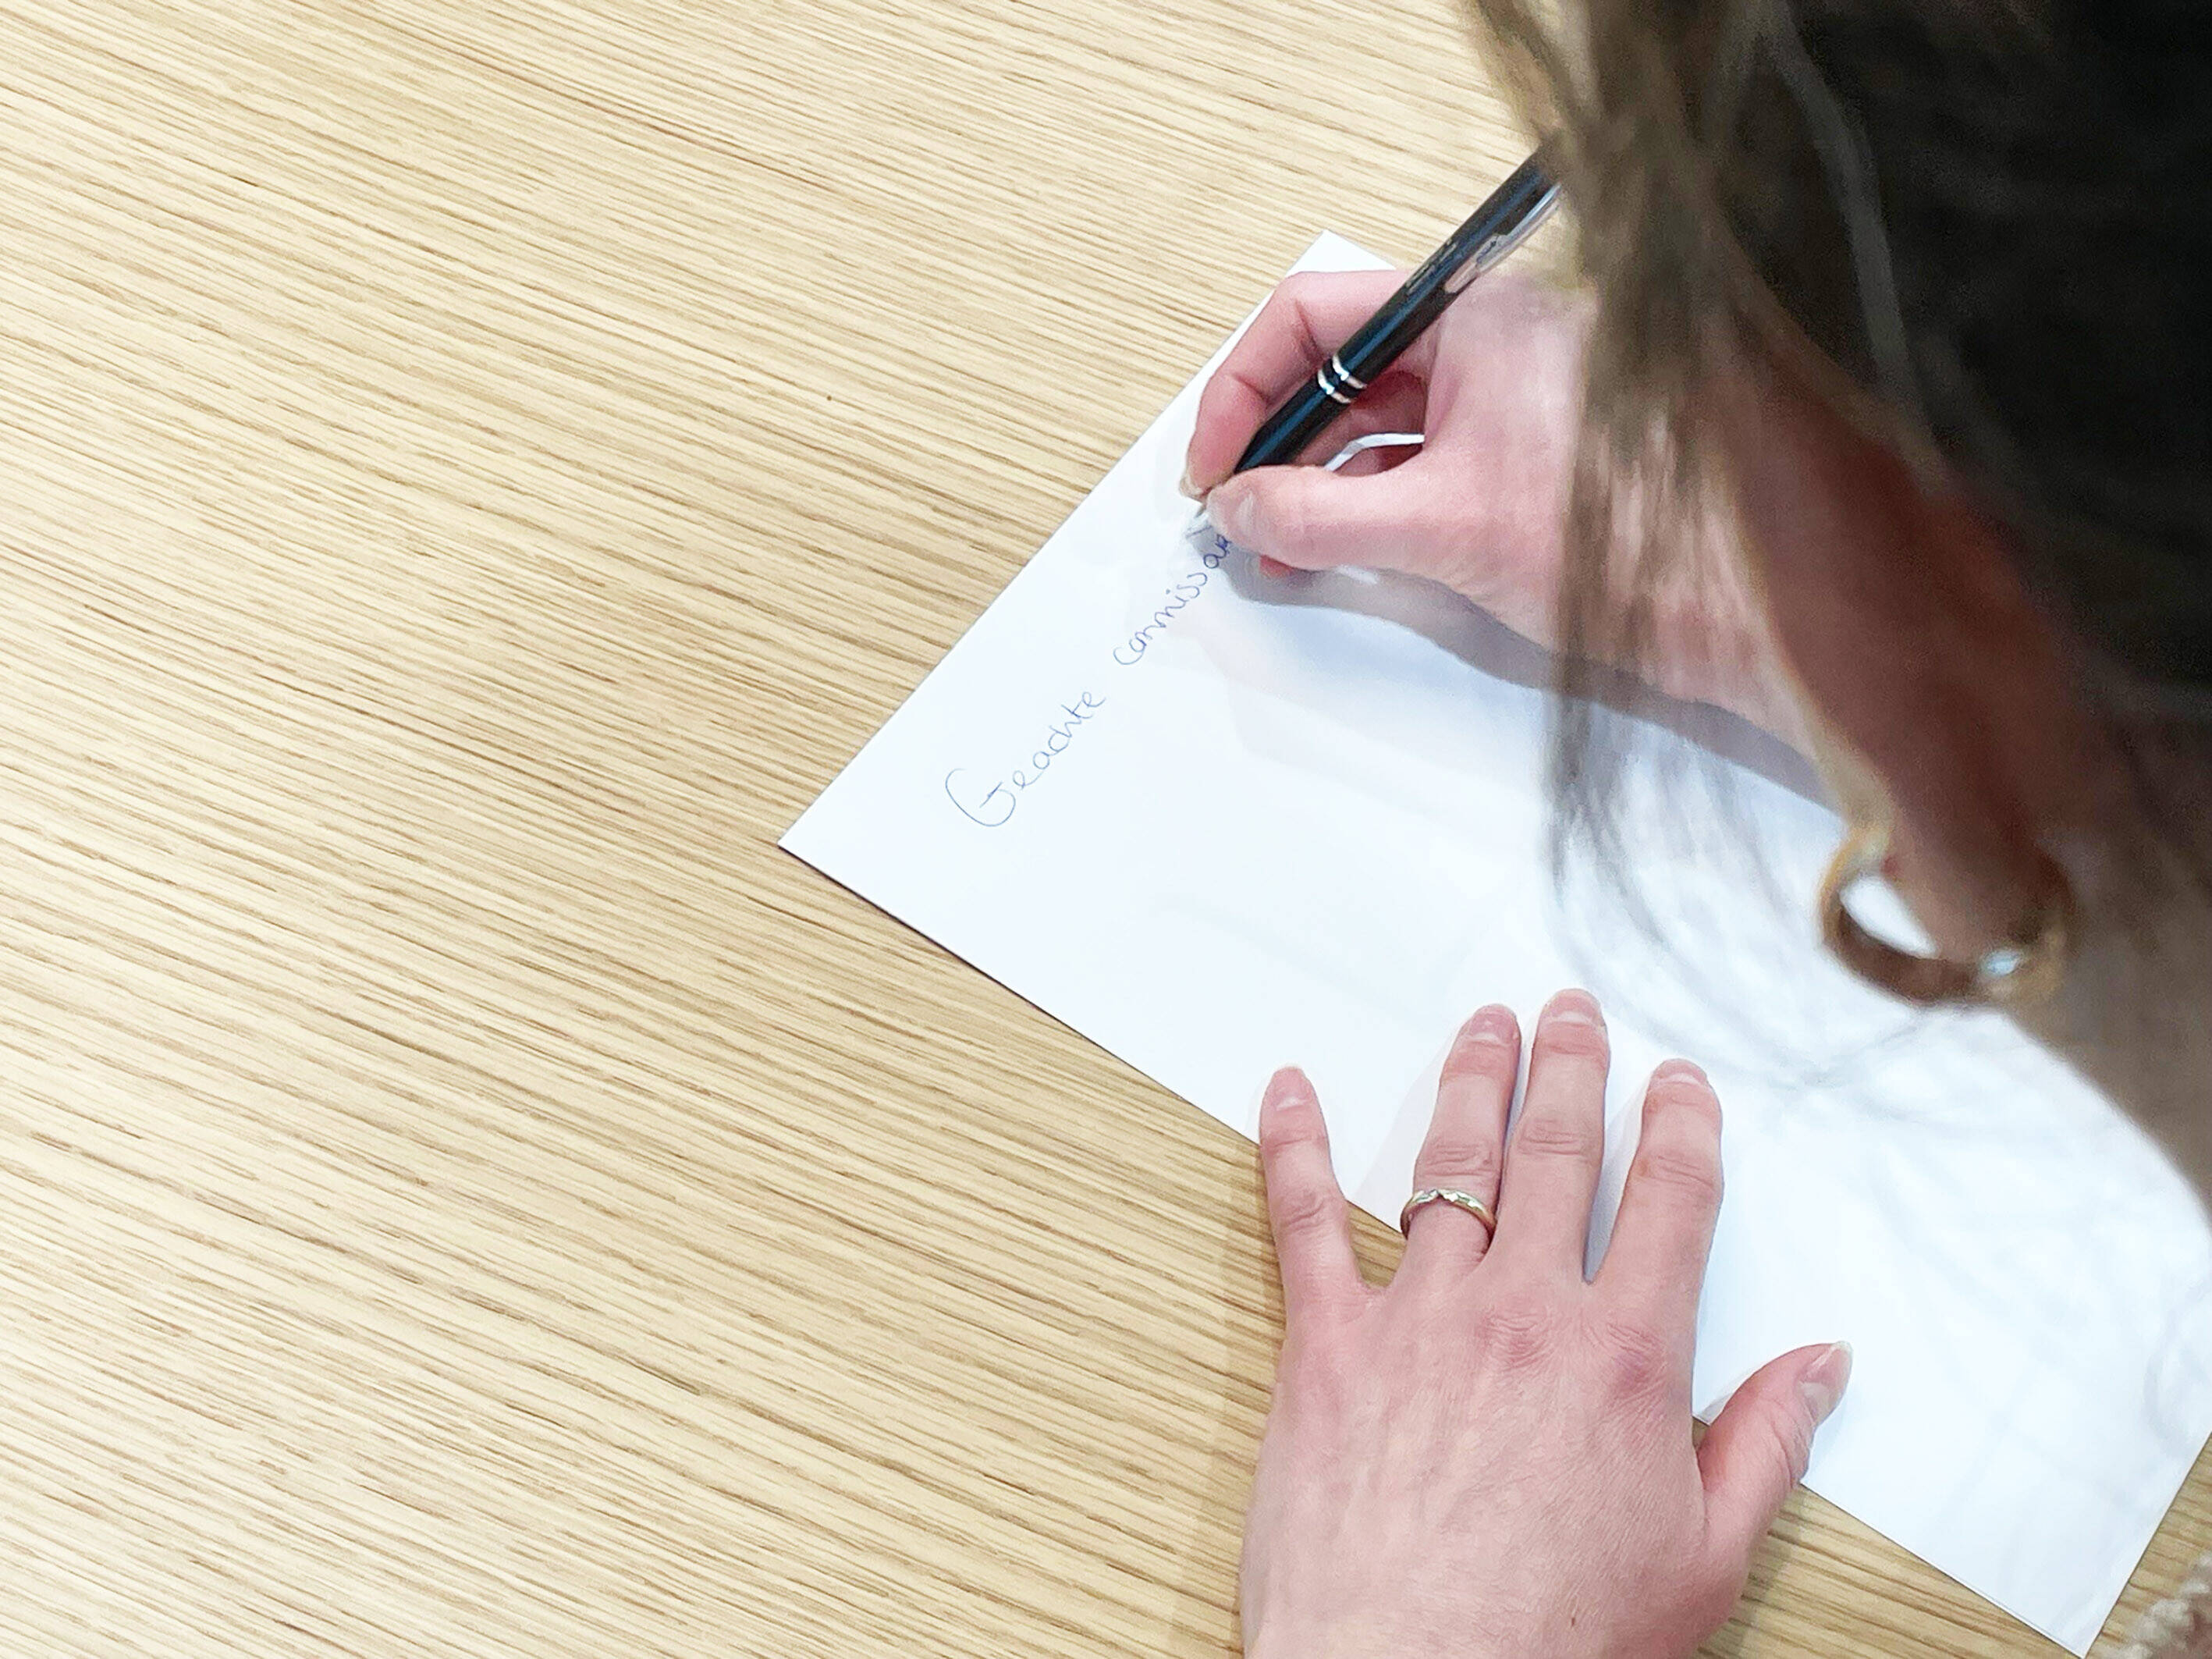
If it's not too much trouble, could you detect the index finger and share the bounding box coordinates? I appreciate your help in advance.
[1185,268,1426,494]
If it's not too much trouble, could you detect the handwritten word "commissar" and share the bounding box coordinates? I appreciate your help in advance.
[942,693,1107,828]
[1111,533,1228,665]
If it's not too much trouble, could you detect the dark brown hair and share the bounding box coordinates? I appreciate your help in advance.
[1461,0,2212,873]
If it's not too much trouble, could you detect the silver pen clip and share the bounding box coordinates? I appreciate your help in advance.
[1443,182,1563,295]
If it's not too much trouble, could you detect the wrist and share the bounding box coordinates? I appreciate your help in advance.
[1644,580,1816,758]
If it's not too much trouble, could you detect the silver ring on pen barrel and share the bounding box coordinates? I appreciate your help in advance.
[1314,355,1362,407]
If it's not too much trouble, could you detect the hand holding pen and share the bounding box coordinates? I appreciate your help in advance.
[1179,154,1807,744]
[1180,153,1586,650]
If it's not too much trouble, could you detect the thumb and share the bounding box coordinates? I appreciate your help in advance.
[1698,1341,1852,1568]
[1204,462,1439,577]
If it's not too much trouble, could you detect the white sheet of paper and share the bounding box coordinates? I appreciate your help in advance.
[783,234,2212,1654]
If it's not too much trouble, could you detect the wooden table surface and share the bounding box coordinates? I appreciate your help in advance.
[2,2,2204,1654]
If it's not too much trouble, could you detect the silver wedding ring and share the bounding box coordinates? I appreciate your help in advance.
[1400,1186,1497,1239]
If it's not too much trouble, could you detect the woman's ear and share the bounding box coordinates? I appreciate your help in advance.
[1713,371,2094,962]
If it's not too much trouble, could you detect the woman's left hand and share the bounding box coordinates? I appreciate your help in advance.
[1241,989,1851,1659]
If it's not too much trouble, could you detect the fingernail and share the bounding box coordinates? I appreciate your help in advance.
[1799,1341,1853,1426]
[1462,1004,1515,1045]
[1257,555,1292,579]
[1651,1057,1708,1087]
[1545,988,1603,1028]
[1178,464,1202,500]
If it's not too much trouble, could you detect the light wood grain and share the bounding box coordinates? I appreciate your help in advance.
[0,2,2201,1654]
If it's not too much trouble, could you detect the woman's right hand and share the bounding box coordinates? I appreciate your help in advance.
[1182,268,1590,659]
[1183,271,1802,744]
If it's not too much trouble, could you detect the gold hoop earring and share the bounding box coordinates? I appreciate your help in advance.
[1818,819,2073,1007]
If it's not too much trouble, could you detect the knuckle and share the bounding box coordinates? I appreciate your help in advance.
[1589,1313,1675,1405]
[1262,481,1317,556]
[1192,368,1236,424]
[1259,1093,1328,1161]
[1766,1409,1815,1488]
[1447,1028,1518,1085]
[1280,1338,1360,1420]
[1280,1325,1346,1378]
[1511,1110,1602,1167]
[1635,1142,1723,1210]
[1482,270,1540,307]
[1649,1067,1722,1122]
[1536,1016,1610,1066]
[1471,1289,1560,1373]
[1266,275,1329,346]
[1653,1054,1716,1092]
[1414,1135,1501,1189]
[1258,1109,1316,1158]
[1269,1176,1340,1242]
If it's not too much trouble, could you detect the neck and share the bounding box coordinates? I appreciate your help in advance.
[2012,819,2212,1205]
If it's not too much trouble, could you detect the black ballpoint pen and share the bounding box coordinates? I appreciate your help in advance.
[1227,151,1560,478]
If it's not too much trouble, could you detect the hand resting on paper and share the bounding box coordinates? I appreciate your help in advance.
[1182,271,1802,744]
[1243,989,1849,1659]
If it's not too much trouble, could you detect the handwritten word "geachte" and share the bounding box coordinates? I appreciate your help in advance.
[943,692,1107,828]
[941,529,1241,828]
